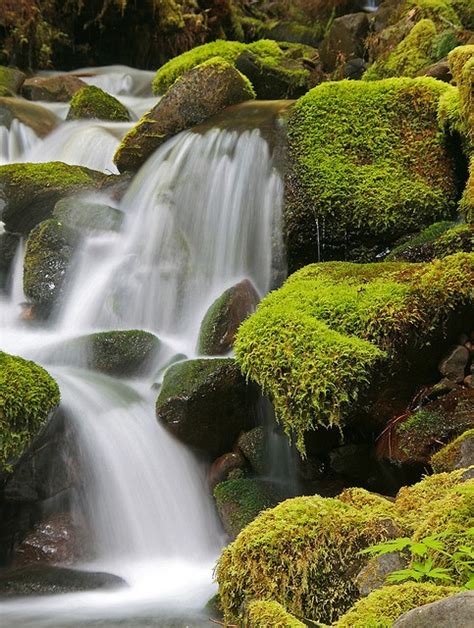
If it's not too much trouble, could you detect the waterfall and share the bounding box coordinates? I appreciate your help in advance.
[0,119,41,165]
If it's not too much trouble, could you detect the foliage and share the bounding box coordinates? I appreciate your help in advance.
[67,85,130,122]
[0,351,60,472]
[245,600,305,627]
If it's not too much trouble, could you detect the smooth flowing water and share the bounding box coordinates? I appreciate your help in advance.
[0,66,286,625]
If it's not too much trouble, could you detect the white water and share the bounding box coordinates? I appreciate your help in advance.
[0,66,285,625]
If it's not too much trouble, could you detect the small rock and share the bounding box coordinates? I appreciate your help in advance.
[420,59,452,82]
[208,452,246,491]
[22,75,87,102]
[438,345,469,383]
[320,12,370,71]
[356,552,408,597]
[237,427,267,475]
[393,590,474,627]
[0,97,58,137]
[0,66,26,94]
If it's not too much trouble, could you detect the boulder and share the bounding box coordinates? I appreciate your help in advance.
[197,279,260,355]
[0,231,19,292]
[208,452,247,491]
[420,59,452,82]
[393,591,474,628]
[22,75,87,102]
[0,97,58,137]
[431,428,474,472]
[67,85,131,122]
[438,345,470,383]
[0,162,108,235]
[114,58,255,172]
[53,197,123,233]
[386,222,473,263]
[156,358,258,457]
[356,552,408,597]
[320,12,370,71]
[237,427,267,475]
[0,66,26,94]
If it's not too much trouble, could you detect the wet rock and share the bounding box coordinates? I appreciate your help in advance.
[329,443,373,483]
[420,59,452,82]
[22,75,87,102]
[197,279,260,356]
[356,552,408,596]
[114,58,255,172]
[431,429,474,472]
[0,231,19,292]
[67,85,131,122]
[237,427,267,475]
[320,12,370,71]
[343,57,367,79]
[439,345,469,383]
[156,358,258,458]
[393,590,474,628]
[0,66,26,94]
[208,452,246,491]
[0,565,126,597]
[0,97,58,137]
[53,197,123,233]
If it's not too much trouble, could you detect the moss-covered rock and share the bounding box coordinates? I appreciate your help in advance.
[0,97,58,137]
[431,428,474,471]
[234,255,474,453]
[216,494,404,623]
[156,358,257,457]
[114,57,255,172]
[386,221,474,262]
[237,426,267,475]
[0,66,25,94]
[447,45,473,155]
[197,279,259,356]
[334,582,461,627]
[393,589,474,627]
[22,75,87,102]
[285,77,459,269]
[214,478,278,538]
[0,231,20,292]
[461,156,474,222]
[0,162,107,235]
[0,351,60,474]
[245,600,305,627]
[52,197,123,233]
[67,85,131,122]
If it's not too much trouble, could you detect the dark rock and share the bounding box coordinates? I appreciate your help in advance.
[439,345,469,383]
[0,97,58,137]
[356,551,408,596]
[22,75,87,102]
[0,565,126,597]
[343,57,367,79]
[320,12,370,71]
[393,591,474,628]
[0,66,26,94]
[329,443,374,482]
[420,59,452,82]
[237,427,267,475]
[0,231,19,292]
[197,279,260,356]
[208,452,246,491]
[156,358,258,458]
[114,59,255,172]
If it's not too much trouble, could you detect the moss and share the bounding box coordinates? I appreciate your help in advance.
[196,56,256,98]
[431,428,474,471]
[0,351,60,472]
[245,600,305,627]
[434,223,474,254]
[386,221,456,261]
[448,46,474,153]
[67,85,130,122]
[216,494,404,624]
[448,44,474,85]
[438,87,465,138]
[84,330,160,376]
[0,161,99,188]
[235,254,474,453]
[333,582,460,627]
[460,156,474,222]
[337,487,396,514]
[285,77,459,269]
[157,358,233,402]
[409,0,462,26]
[0,66,24,93]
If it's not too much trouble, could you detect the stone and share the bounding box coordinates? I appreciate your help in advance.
[420,59,452,82]
[431,429,474,472]
[156,358,258,458]
[237,427,267,475]
[0,97,58,137]
[393,590,474,628]
[438,345,470,383]
[197,279,260,355]
[0,66,26,94]
[343,57,367,79]
[208,452,246,491]
[22,75,87,102]
[356,552,408,597]
[53,197,124,233]
[0,231,19,292]
[67,85,131,122]
[114,58,255,172]
[329,443,374,482]
[320,12,370,71]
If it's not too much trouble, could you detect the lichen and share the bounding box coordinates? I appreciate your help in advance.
[431,428,474,471]
[67,85,131,122]
[245,600,305,627]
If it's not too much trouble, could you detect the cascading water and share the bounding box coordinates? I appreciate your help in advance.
[0,67,287,625]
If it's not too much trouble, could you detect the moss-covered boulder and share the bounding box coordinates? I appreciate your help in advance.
[393,590,474,627]
[67,85,131,122]
[216,493,403,624]
[114,57,255,172]
[22,75,87,102]
[0,162,108,235]
[244,600,305,627]
[0,97,58,137]
[156,358,257,457]
[285,77,460,269]
[214,478,278,538]
[53,197,123,233]
[237,426,267,475]
[0,66,25,94]
[234,255,474,453]
[387,222,473,262]
[431,428,474,471]
[0,351,60,474]
[197,279,259,356]
[334,583,461,627]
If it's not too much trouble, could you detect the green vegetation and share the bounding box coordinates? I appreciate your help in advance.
[81,330,160,376]
[0,161,99,188]
[432,429,474,472]
[245,600,305,627]
[67,85,131,122]
[0,351,60,472]
[461,157,474,222]
[157,358,233,403]
[235,255,474,452]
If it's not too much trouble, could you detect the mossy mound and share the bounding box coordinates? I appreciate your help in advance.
[234,254,474,452]
[0,351,60,473]
[386,222,474,262]
[447,45,473,161]
[285,77,459,269]
[216,494,403,624]
[245,600,305,627]
[67,85,131,122]
[152,39,318,98]
[431,428,474,471]
[0,66,25,94]
[334,582,460,628]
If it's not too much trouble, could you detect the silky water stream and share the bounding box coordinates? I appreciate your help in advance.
[0,67,289,626]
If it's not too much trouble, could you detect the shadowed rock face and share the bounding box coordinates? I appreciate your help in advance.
[393,591,474,628]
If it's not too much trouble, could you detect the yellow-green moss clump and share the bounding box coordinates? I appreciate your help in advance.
[386,221,473,261]
[216,494,403,624]
[432,429,474,472]
[245,600,305,627]
[285,77,459,269]
[67,85,131,122]
[333,582,460,628]
[0,351,60,472]
[235,254,474,452]
[447,46,474,153]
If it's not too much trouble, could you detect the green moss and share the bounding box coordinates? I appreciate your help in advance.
[67,85,131,122]
[431,428,474,471]
[409,0,462,26]
[448,46,474,153]
[245,600,305,627]
[0,66,24,93]
[216,494,404,624]
[386,221,456,261]
[434,223,474,254]
[334,582,460,627]
[0,351,60,472]
[337,487,396,514]
[448,44,474,85]
[0,161,99,188]
[157,358,233,402]
[438,87,464,137]
[84,330,160,376]
[460,156,474,222]
[235,255,474,453]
